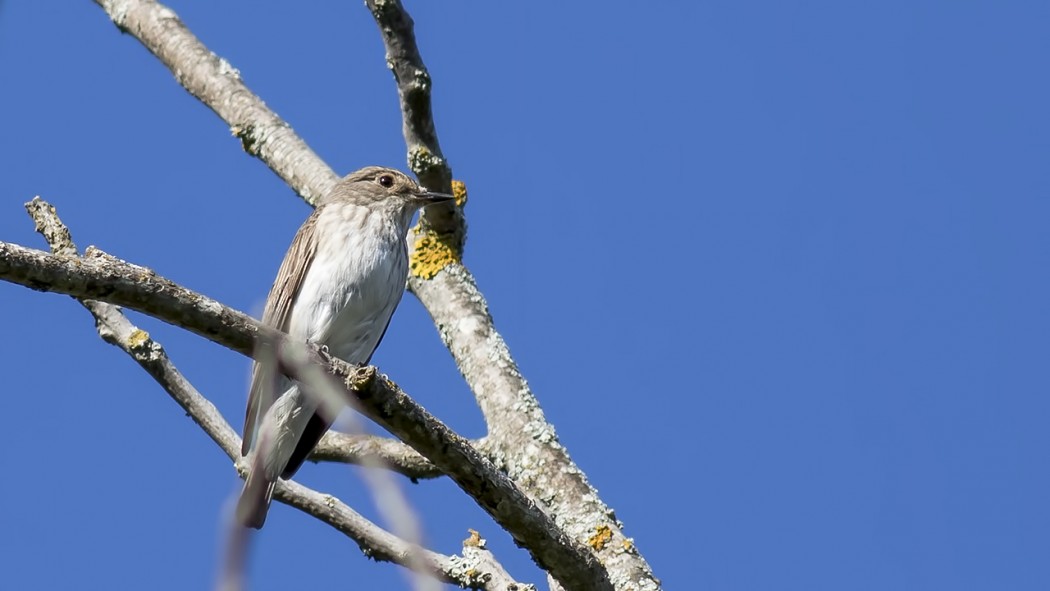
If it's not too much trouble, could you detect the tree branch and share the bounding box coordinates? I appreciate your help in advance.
[0,237,607,591]
[312,432,459,480]
[22,198,531,591]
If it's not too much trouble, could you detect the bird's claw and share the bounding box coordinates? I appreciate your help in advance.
[317,343,332,363]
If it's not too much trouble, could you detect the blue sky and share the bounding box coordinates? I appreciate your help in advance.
[1,1,1048,589]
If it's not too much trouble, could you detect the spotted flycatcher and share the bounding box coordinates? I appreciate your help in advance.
[236,166,452,528]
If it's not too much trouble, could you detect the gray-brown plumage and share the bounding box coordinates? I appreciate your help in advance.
[236,166,452,528]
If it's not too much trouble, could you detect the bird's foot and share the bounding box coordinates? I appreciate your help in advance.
[316,343,332,364]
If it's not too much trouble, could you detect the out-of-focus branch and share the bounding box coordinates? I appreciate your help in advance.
[90,1,659,589]
[22,198,530,591]
[0,238,607,591]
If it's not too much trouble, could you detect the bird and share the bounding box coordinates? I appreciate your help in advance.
[236,165,453,528]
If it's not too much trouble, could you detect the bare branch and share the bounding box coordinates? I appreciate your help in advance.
[312,432,437,478]
[311,433,498,481]
[22,199,529,591]
[0,239,608,591]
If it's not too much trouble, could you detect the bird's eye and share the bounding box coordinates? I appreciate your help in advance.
[378,174,395,188]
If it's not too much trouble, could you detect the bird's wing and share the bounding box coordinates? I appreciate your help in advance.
[241,209,322,456]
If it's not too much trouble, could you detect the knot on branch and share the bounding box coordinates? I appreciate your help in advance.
[231,123,261,156]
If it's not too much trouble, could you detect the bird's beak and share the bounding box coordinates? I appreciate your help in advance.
[414,190,455,205]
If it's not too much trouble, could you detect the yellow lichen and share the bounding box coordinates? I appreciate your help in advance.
[346,366,377,391]
[127,329,150,350]
[408,146,445,176]
[463,528,483,547]
[409,226,460,279]
[451,179,468,207]
[588,525,613,551]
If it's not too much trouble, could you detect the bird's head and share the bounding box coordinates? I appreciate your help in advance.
[327,166,453,219]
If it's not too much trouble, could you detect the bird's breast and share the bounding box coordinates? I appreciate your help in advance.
[288,207,409,364]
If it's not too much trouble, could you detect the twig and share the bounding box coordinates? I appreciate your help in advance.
[21,198,530,591]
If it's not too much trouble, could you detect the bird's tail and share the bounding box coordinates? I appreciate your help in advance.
[236,467,276,529]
